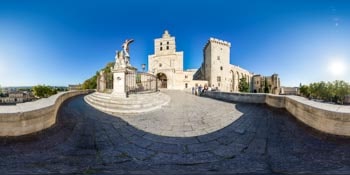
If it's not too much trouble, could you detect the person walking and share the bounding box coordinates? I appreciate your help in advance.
[195,85,198,95]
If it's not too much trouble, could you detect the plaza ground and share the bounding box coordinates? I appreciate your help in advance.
[0,90,349,174]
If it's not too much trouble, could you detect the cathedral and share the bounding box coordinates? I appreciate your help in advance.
[148,30,280,94]
[148,30,207,90]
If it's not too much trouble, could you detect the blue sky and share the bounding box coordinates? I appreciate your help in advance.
[0,0,350,87]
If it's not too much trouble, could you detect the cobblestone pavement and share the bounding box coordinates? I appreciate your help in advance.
[114,90,243,137]
[0,90,350,174]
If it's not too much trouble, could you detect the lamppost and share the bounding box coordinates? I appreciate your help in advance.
[141,64,146,72]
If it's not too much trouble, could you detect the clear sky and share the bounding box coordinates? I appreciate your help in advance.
[0,0,349,87]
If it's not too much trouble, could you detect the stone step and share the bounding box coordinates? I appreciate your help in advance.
[84,98,168,114]
[93,91,163,98]
[83,92,170,114]
[87,100,165,113]
[85,96,168,109]
[87,96,167,107]
[88,92,164,103]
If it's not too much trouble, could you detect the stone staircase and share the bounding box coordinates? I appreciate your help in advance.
[84,91,170,114]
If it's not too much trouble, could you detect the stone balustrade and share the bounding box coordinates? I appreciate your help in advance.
[203,91,350,137]
[0,90,90,136]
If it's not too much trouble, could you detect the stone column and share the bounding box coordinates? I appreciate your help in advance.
[99,78,106,93]
[98,71,106,92]
[96,76,100,92]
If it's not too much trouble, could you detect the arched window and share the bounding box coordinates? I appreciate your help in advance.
[220,66,223,71]
[166,46,169,50]
[160,47,163,51]
[160,42,162,45]
[167,41,169,44]
[159,63,162,67]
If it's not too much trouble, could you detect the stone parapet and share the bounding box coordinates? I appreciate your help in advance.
[202,91,350,137]
[0,90,90,136]
[203,91,265,104]
[265,94,285,108]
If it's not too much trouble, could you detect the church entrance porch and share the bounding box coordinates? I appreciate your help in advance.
[157,73,167,88]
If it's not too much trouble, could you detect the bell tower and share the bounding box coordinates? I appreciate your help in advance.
[148,30,184,73]
[154,30,177,55]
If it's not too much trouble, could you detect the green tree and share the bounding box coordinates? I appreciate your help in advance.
[300,80,350,104]
[82,62,115,90]
[264,78,270,93]
[102,62,115,73]
[0,84,2,97]
[82,74,98,90]
[33,85,57,98]
[334,80,350,104]
[238,77,249,92]
[299,84,310,98]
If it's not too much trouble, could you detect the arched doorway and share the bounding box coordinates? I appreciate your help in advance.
[157,73,167,88]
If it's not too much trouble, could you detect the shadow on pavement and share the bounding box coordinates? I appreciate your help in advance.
[0,94,349,174]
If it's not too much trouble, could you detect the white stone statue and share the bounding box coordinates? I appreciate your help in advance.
[114,39,134,69]
[122,39,134,58]
[114,50,126,68]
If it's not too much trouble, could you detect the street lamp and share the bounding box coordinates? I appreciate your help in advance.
[141,64,146,72]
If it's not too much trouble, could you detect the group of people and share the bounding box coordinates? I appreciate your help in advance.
[191,84,213,96]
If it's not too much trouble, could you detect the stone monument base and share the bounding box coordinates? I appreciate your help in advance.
[84,91,170,114]
[112,66,137,98]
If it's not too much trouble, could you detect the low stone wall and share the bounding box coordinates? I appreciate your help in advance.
[203,91,266,104]
[265,94,285,108]
[202,91,350,137]
[285,96,350,137]
[0,90,89,136]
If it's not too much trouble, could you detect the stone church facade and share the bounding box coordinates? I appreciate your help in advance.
[148,30,207,90]
[148,30,280,94]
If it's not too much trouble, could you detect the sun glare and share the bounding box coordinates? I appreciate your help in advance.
[328,60,346,76]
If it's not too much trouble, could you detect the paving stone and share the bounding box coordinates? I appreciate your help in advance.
[212,143,246,158]
[245,138,267,155]
[149,152,183,164]
[116,144,156,161]
[215,133,240,145]
[187,140,221,153]
[128,135,154,148]
[179,152,221,165]
[148,142,186,154]
[234,132,255,146]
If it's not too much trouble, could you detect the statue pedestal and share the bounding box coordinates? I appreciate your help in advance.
[112,66,137,98]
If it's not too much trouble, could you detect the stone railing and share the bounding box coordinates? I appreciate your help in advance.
[0,90,90,136]
[202,91,350,137]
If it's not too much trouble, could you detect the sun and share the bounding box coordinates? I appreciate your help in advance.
[328,60,346,76]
